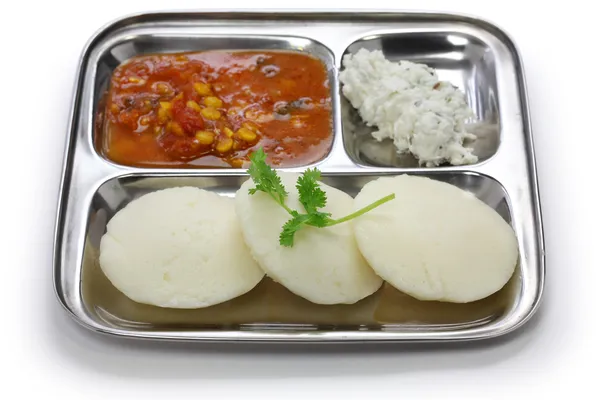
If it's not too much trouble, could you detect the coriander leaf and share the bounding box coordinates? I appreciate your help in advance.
[306,211,331,228]
[279,213,311,247]
[296,168,328,214]
[246,147,396,248]
[248,148,288,205]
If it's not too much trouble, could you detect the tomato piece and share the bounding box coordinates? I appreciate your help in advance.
[116,109,141,130]
[172,99,204,134]
[158,134,203,161]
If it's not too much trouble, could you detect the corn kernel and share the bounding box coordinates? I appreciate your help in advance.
[204,96,223,108]
[110,103,120,114]
[230,159,244,168]
[186,100,202,112]
[128,76,141,83]
[242,121,260,133]
[155,82,171,95]
[159,101,172,111]
[237,127,257,142]
[195,131,215,145]
[201,107,221,120]
[169,121,184,136]
[193,82,212,96]
[139,116,150,126]
[215,137,233,153]
[224,127,234,138]
[157,108,170,124]
[245,109,259,120]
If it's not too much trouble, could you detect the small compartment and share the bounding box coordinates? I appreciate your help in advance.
[80,172,520,335]
[91,35,337,169]
[340,31,501,168]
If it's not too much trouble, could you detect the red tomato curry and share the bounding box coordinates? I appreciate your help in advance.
[97,51,333,168]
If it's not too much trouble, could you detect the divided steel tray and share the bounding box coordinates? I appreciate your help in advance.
[53,10,545,343]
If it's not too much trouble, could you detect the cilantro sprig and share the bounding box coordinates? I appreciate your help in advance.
[248,148,396,247]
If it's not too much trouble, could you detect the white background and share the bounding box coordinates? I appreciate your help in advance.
[1,0,596,398]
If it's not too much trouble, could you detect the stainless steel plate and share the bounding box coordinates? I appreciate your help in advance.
[54,10,545,343]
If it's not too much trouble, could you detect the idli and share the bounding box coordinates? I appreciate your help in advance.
[235,172,383,305]
[353,175,518,303]
[99,187,265,309]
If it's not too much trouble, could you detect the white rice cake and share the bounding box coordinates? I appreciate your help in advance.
[235,172,383,305]
[99,187,265,309]
[353,175,518,303]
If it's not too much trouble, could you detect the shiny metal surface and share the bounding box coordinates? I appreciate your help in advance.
[53,10,544,343]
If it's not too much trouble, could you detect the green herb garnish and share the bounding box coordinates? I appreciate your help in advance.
[248,148,396,247]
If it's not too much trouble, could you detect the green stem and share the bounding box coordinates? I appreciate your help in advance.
[269,192,295,215]
[326,193,396,227]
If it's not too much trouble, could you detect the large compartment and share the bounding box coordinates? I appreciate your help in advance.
[80,172,520,335]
